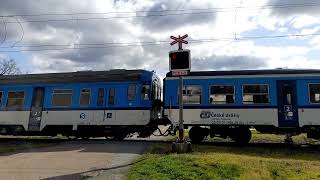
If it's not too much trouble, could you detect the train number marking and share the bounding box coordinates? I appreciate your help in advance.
[80,113,86,119]
[106,113,112,118]
[284,105,292,112]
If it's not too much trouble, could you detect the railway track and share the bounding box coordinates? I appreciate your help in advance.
[0,137,319,151]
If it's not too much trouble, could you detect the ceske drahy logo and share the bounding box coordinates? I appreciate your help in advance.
[200,111,211,119]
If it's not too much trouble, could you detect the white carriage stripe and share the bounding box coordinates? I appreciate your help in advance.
[165,73,320,80]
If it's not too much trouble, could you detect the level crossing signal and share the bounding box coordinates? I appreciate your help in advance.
[169,49,190,72]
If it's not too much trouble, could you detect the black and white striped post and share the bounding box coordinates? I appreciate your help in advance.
[169,34,192,153]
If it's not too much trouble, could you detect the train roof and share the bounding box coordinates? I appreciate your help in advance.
[166,69,320,77]
[0,69,151,85]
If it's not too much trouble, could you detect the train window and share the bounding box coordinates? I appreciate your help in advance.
[0,91,2,106]
[141,85,150,100]
[151,82,156,100]
[128,84,136,100]
[243,85,269,104]
[52,89,72,107]
[210,85,234,104]
[108,88,115,105]
[158,86,162,99]
[309,84,320,103]
[286,93,292,105]
[6,91,25,109]
[178,85,202,104]
[97,88,104,106]
[80,88,90,106]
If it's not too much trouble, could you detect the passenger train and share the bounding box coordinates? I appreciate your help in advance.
[164,69,320,143]
[0,69,165,140]
[1,68,320,144]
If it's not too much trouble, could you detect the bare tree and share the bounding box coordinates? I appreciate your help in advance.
[0,59,21,75]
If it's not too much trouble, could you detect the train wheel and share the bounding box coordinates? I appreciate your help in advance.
[66,136,78,140]
[189,127,206,143]
[113,134,127,141]
[81,136,90,140]
[230,127,251,145]
[112,131,128,140]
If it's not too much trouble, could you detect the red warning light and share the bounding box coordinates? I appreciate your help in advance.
[171,53,176,60]
[169,50,190,71]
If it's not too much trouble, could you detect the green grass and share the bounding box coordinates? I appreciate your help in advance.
[129,154,242,180]
[128,139,320,180]
[0,135,64,153]
[0,142,49,153]
[250,129,310,144]
[171,128,313,144]
[0,135,64,139]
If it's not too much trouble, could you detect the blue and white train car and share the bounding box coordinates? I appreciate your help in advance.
[163,69,320,143]
[0,69,163,139]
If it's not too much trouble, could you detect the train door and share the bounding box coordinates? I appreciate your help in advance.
[104,87,116,122]
[28,87,45,131]
[277,80,299,127]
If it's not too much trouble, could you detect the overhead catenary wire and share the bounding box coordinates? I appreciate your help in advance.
[0,17,7,47]
[0,32,319,52]
[0,2,319,51]
[1,2,320,23]
[10,16,24,47]
[1,2,320,18]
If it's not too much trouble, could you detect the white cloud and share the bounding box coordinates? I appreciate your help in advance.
[291,15,319,29]
[300,26,320,35]
[0,0,319,78]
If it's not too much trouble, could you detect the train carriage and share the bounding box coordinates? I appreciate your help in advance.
[0,69,163,139]
[163,69,320,143]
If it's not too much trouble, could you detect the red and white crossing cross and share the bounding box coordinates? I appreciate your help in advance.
[170,34,188,50]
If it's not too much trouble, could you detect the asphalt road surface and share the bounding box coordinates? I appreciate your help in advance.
[0,141,148,180]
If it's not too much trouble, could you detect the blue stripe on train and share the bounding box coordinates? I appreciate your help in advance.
[0,107,151,111]
[164,105,277,109]
[42,107,151,111]
[164,105,320,109]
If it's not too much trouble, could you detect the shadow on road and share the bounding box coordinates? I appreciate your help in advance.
[0,139,153,156]
[0,137,320,155]
[41,157,147,180]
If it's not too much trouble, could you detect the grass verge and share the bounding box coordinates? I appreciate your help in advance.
[0,135,56,154]
[128,142,320,180]
[0,142,49,154]
[170,128,313,144]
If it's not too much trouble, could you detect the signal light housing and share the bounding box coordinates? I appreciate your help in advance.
[169,50,191,71]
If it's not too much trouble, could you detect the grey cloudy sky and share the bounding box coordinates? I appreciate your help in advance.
[0,0,320,78]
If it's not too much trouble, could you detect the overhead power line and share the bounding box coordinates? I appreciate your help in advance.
[1,2,320,23]
[0,32,319,52]
[10,16,24,47]
[0,17,7,47]
[0,2,318,51]
[1,2,320,17]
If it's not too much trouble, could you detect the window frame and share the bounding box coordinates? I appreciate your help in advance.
[242,84,270,104]
[108,87,116,105]
[178,85,202,105]
[6,90,25,109]
[151,81,156,100]
[51,89,73,107]
[79,88,91,107]
[209,85,235,104]
[141,84,150,101]
[127,84,136,101]
[97,88,105,106]
[0,91,3,107]
[308,83,320,104]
